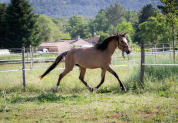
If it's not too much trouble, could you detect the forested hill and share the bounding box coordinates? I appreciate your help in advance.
[0,0,162,18]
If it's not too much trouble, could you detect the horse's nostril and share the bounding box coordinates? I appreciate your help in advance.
[126,50,131,54]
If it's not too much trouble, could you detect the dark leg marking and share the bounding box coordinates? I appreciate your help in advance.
[96,75,105,89]
[112,71,126,91]
[93,75,105,90]
[107,67,126,91]
[93,69,106,91]
[57,73,63,86]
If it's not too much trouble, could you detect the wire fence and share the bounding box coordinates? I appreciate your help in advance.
[0,42,178,88]
[1,45,178,72]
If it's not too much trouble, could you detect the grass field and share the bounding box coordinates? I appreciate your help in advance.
[0,52,178,122]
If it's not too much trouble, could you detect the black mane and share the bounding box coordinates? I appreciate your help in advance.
[94,35,117,51]
[95,33,126,51]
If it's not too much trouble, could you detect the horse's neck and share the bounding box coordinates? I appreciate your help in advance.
[106,40,117,55]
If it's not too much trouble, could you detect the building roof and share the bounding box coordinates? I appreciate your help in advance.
[59,39,76,44]
[39,41,70,47]
[72,39,90,45]
[39,35,90,47]
[86,35,100,45]
[58,36,90,45]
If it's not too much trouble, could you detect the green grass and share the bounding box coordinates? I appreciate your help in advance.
[0,52,178,122]
[1,92,178,122]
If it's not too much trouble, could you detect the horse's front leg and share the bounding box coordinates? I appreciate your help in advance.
[106,66,126,91]
[93,69,106,91]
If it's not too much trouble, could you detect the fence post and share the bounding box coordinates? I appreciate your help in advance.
[169,41,171,59]
[154,44,156,58]
[140,39,145,85]
[30,45,32,69]
[163,44,164,56]
[27,48,28,62]
[22,47,26,90]
[32,47,34,68]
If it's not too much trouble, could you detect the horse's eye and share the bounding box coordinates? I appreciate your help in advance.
[121,40,124,43]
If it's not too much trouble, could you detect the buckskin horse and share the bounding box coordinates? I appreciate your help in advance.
[40,33,131,92]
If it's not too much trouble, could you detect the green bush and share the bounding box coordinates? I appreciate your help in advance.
[124,56,178,95]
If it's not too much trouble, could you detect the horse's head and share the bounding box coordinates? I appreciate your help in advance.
[116,33,131,54]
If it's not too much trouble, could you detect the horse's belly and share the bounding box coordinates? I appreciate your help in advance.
[75,53,102,68]
[79,63,101,69]
[76,57,101,69]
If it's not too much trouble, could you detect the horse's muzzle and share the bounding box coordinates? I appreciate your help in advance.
[125,49,131,54]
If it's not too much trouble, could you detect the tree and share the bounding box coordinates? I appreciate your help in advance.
[91,11,109,33]
[37,15,70,42]
[105,2,126,27]
[139,15,173,43]
[96,31,109,43]
[55,17,69,33]
[124,10,138,23]
[157,0,178,63]
[2,0,42,48]
[138,4,156,24]
[0,2,6,28]
[106,25,117,35]
[133,4,156,43]
[116,20,135,36]
[0,2,7,47]
[134,4,156,33]
[157,0,178,14]
[116,20,135,44]
[67,14,91,39]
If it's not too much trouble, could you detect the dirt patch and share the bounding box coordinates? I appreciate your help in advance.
[140,112,156,119]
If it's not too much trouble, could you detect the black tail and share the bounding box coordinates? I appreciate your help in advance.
[40,51,68,79]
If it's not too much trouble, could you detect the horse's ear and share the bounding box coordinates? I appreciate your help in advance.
[117,33,120,37]
[124,32,127,37]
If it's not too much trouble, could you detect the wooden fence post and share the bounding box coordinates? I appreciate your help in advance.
[140,39,145,85]
[154,44,156,58]
[163,44,164,56]
[30,45,32,69]
[27,48,28,62]
[22,47,26,90]
[169,41,171,59]
[32,47,34,68]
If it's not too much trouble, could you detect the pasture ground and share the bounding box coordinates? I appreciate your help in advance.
[0,55,178,122]
[1,92,178,123]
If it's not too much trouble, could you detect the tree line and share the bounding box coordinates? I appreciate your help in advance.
[0,0,177,48]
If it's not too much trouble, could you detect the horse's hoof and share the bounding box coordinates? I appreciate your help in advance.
[93,87,97,91]
[53,85,58,92]
[121,86,126,92]
[122,87,126,92]
[89,88,94,92]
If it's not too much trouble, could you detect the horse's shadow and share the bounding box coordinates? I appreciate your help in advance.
[10,92,81,103]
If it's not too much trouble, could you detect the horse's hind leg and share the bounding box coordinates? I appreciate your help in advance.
[79,66,93,92]
[54,66,74,91]
[93,69,106,91]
